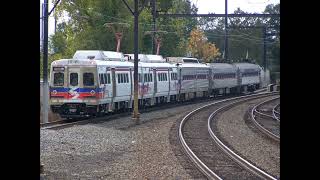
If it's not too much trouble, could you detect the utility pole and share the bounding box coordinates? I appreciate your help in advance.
[42,0,49,123]
[151,0,156,54]
[121,0,149,125]
[263,26,268,84]
[263,26,267,70]
[224,0,229,62]
[54,13,57,34]
[133,0,140,124]
[41,0,61,123]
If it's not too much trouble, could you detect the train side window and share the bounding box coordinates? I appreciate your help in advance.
[144,74,148,82]
[139,73,142,82]
[118,74,122,83]
[106,73,111,84]
[99,74,102,84]
[157,73,167,81]
[149,73,153,82]
[117,73,129,84]
[147,73,152,82]
[99,74,104,85]
[103,74,108,84]
[83,73,94,86]
[125,73,129,83]
[70,73,78,86]
[53,72,64,86]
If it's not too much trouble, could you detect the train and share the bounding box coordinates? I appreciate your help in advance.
[49,50,267,118]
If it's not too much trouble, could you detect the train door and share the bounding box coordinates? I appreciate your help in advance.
[236,68,242,93]
[111,68,116,97]
[153,69,157,94]
[67,67,80,100]
[208,68,213,95]
[115,71,130,98]
[104,68,112,98]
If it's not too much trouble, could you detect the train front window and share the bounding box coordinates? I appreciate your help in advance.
[70,73,78,86]
[53,72,64,86]
[83,73,94,86]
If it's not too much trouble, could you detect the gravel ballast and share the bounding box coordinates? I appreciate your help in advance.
[214,96,280,178]
[41,100,219,179]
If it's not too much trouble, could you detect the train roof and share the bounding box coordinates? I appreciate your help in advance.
[138,62,176,68]
[209,63,237,73]
[51,58,176,68]
[233,63,261,72]
[145,54,166,63]
[103,51,126,61]
[167,57,199,64]
[73,50,126,61]
[178,63,209,68]
[125,54,149,62]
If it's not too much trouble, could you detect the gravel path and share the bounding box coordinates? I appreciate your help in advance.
[41,99,220,179]
[214,96,280,179]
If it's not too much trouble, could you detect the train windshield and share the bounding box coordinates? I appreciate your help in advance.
[83,72,94,86]
[70,73,78,86]
[53,72,64,86]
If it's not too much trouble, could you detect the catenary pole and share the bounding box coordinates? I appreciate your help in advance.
[133,0,140,124]
[152,0,156,54]
[225,0,228,62]
[121,0,149,125]
[42,0,49,123]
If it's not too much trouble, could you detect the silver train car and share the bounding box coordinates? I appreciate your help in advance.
[49,51,264,118]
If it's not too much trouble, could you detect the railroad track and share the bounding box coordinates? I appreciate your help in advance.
[40,112,132,130]
[254,97,279,120]
[272,103,280,121]
[251,97,280,141]
[41,88,267,130]
[178,92,279,180]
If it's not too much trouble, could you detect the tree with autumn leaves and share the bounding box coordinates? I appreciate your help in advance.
[188,28,221,63]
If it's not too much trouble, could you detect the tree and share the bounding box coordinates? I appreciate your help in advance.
[50,0,198,58]
[188,28,220,62]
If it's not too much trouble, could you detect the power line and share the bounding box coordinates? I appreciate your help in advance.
[156,13,280,18]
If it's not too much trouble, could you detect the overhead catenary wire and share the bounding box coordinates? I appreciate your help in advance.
[49,6,279,35]
[47,2,279,46]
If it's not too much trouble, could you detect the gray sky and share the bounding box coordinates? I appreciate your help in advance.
[41,0,280,37]
[190,0,279,14]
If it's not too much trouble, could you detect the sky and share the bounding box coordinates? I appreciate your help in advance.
[40,0,280,38]
[190,0,280,14]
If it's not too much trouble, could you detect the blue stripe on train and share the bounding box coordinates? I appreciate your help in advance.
[50,87,103,92]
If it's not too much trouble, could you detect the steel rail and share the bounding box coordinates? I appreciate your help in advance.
[207,96,277,180]
[254,97,280,120]
[41,88,268,130]
[41,118,91,130]
[40,120,66,128]
[272,103,280,121]
[179,92,277,179]
[251,99,280,141]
